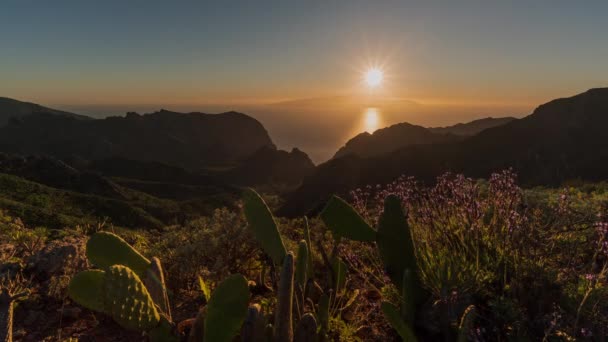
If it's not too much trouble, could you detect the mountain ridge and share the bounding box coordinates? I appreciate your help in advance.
[279,88,608,217]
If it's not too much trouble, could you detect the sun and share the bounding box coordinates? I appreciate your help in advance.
[364,68,383,88]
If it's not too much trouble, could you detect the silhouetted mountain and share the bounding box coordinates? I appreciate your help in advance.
[429,117,516,136]
[222,146,315,185]
[279,88,608,217]
[0,97,89,126]
[0,108,276,169]
[333,122,458,159]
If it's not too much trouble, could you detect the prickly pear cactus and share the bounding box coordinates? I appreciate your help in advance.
[294,313,318,342]
[243,188,287,265]
[69,265,160,332]
[303,217,314,278]
[381,301,417,342]
[320,195,376,242]
[204,274,250,342]
[86,232,151,278]
[145,257,171,320]
[67,270,106,313]
[377,195,418,291]
[104,265,160,331]
[275,253,295,342]
[241,304,266,342]
[295,240,309,290]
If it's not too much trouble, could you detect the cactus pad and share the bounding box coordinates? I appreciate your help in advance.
[381,301,417,342]
[103,265,160,331]
[86,232,151,278]
[68,270,106,313]
[294,313,318,342]
[377,195,418,290]
[296,240,309,289]
[204,274,249,342]
[243,188,287,265]
[320,196,376,242]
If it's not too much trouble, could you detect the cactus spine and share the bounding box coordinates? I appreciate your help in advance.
[275,252,295,342]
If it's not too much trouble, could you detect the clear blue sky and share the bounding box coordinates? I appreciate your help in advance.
[2,1,607,161]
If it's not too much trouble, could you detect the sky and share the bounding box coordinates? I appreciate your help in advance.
[2,1,608,162]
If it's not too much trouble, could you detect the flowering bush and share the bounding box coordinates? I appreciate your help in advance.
[348,170,608,339]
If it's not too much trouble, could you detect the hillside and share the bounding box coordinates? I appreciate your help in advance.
[333,122,458,159]
[0,109,276,169]
[429,116,516,136]
[0,97,89,126]
[279,88,608,216]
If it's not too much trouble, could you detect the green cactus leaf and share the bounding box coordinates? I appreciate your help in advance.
[198,275,211,302]
[276,252,295,341]
[294,313,318,342]
[86,232,151,278]
[400,269,416,324]
[204,274,250,342]
[320,196,375,242]
[317,293,330,333]
[68,270,106,313]
[377,195,418,291]
[103,265,160,331]
[332,257,347,294]
[303,216,314,278]
[243,188,287,265]
[148,316,179,342]
[295,240,309,289]
[381,301,417,342]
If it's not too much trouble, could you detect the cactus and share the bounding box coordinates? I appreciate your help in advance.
[275,252,295,342]
[303,217,314,278]
[320,194,432,339]
[381,301,417,342]
[331,257,347,294]
[317,293,330,340]
[69,265,161,332]
[295,240,309,290]
[67,270,106,313]
[103,265,161,330]
[243,188,287,265]
[145,257,172,320]
[400,269,415,325]
[187,307,206,342]
[320,196,376,242]
[294,313,318,342]
[204,274,250,342]
[86,232,151,278]
[241,304,266,342]
[377,195,419,292]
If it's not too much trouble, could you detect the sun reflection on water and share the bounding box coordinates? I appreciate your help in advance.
[363,107,381,133]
